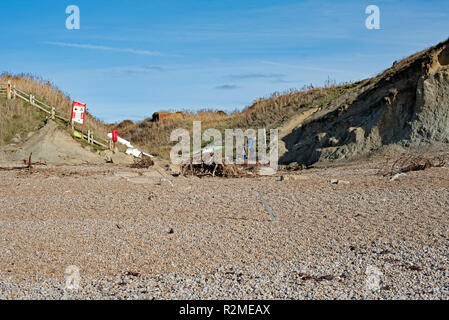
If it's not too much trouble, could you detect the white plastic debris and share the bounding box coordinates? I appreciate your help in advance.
[142,152,154,158]
[108,133,154,158]
[258,167,277,176]
[126,148,143,158]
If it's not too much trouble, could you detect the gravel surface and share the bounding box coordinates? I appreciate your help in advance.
[0,161,448,300]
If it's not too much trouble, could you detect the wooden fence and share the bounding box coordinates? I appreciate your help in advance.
[1,81,112,150]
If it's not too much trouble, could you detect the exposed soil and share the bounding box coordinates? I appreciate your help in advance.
[0,120,134,166]
[279,40,449,166]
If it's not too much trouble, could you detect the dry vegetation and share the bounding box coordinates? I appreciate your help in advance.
[0,73,110,142]
[116,82,361,158]
[0,95,45,145]
[2,38,447,158]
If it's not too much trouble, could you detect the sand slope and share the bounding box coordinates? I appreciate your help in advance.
[0,120,134,165]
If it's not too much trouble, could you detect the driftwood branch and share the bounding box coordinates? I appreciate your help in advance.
[378,154,449,177]
[0,153,43,171]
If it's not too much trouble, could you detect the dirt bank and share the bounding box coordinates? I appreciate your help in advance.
[278,40,449,165]
[0,120,134,165]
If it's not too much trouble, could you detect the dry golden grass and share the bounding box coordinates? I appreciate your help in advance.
[5,38,447,157]
[0,73,110,140]
[0,95,46,145]
[116,82,360,158]
[0,73,359,157]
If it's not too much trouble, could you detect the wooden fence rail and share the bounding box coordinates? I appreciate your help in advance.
[1,81,112,150]
[0,84,6,95]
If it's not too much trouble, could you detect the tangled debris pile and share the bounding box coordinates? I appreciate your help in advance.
[285,162,308,171]
[379,154,449,177]
[130,157,154,169]
[181,159,261,178]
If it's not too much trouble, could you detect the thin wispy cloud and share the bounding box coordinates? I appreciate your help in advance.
[227,73,286,80]
[104,65,167,76]
[215,84,239,90]
[42,41,164,56]
[259,60,346,74]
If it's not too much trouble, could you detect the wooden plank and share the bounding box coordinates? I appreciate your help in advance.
[55,114,69,122]
[32,101,51,113]
[33,97,56,111]
[92,139,108,148]
[15,92,30,102]
[7,80,11,99]
[14,87,28,96]
[80,131,108,148]
[16,92,51,114]
[31,101,51,114]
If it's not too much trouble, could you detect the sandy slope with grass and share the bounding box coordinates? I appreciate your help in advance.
[0,120,134,166]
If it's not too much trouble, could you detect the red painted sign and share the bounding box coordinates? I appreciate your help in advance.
[71,101,86,125]
[71,101,87,134]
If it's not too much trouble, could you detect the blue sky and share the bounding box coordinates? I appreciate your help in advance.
[0,0,448,123]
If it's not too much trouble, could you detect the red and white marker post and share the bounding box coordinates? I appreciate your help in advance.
[71,101,86,135]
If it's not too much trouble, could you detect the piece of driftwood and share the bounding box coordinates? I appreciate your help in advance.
[379,154,449,177]
[0,153,40,171]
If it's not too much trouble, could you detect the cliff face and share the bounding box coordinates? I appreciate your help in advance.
[412,69,449,143]
[279,39,449,165]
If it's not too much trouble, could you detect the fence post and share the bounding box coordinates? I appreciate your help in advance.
[51,107,55,120]
[29,94,34,104]
[7,80,11,100]
[12,84,16,99]
[87,130,91,144]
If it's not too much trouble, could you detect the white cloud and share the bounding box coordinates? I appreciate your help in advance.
[42,41,163,56]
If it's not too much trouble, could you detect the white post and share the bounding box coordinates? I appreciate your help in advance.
[7,80,11,100]
[51,107,55,120]
[12,84,16,99]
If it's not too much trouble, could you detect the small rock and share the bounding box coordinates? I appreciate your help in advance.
[258,167,277,176]
[390,173,407,181]
[281,175,310,181]
[10,137,21,144]
[158,178,174,186]
[330,179,350,185]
